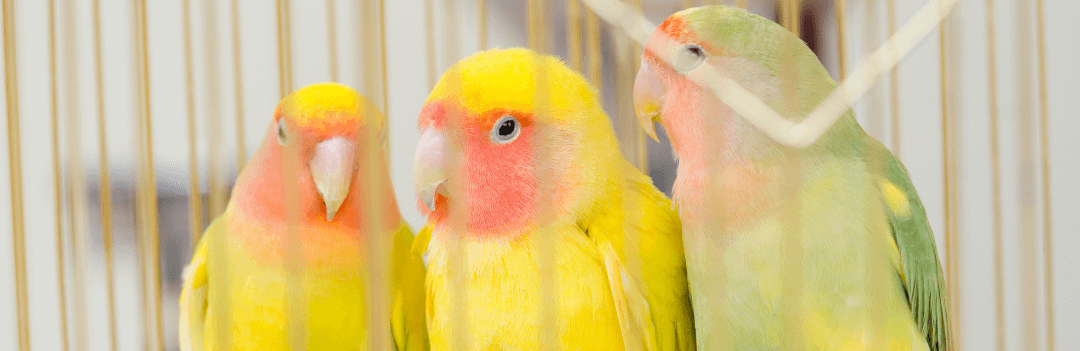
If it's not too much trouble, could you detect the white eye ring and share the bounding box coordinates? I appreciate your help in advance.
[490,115,520,144]
[277,118,288,145]
[672,44,707,74]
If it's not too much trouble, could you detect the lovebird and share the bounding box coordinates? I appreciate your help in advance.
[634,6,951,351]
[178,83,428,351]
[412,48,695,351]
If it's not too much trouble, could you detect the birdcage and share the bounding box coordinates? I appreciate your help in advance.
[0,0,1072,350]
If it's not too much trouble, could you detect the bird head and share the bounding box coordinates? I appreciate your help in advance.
[413,48,621,238]
[267,82,387,223]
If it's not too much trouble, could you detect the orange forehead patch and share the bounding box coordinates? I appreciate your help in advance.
[659,13,691,40]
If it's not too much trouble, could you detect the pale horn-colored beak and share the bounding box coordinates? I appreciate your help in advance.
[309,137,355,222]
[413,127,449,213]
[633,59,664,142]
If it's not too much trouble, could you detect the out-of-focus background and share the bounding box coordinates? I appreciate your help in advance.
[0,0,1076,350]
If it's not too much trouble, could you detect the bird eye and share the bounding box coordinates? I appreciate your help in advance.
[672,44,707,73]
[490,115,520,144]
[277,118,288,145]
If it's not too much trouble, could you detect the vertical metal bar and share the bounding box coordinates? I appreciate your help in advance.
[277,0,293,98]
[205,0,226,224]
[360,1,390,350]
[231,0,246,169]
[327,0,339,82]
[528,2,558,350]
[443,1,473,349]
[862,0,884,140]
[861,2,886,349]
[612,0,643,172]
[779,1,804,349]
[47,0,71,349]
[425,0,437,89]
[379,0,389,116]
[478,0,487,50]
[205,2,234,349]
[682,0,693,9]
[734,0,747,10]
[834,0,846,79]
[273,0,303,347]
[567,0,582,72]
[282,126,305,351]
[91,0,120,348]
[781,0,800,36]
[631,0,647,173]
[1015,0,1038,344]
[887,0,899,156]
[585,8,601,92]
[60,0,90,348]
[132,0,164,348]
[1035,0,1054,349]
[939,0,960,346]
[182,0,203,253]
[2,0,30,347]
[985,0,1004,349]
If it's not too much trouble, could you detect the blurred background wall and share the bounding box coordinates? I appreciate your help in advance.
[0,0,1077,350]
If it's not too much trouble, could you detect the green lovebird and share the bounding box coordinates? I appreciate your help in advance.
[634,6,951,351]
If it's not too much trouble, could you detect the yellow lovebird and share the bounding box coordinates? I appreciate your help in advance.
[412,48,695,351]
[178,83,428,351]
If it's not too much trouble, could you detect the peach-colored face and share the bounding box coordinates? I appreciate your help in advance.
[636,14,725,163]
[416,99,541,237]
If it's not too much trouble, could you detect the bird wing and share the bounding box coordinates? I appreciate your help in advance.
[178,217,224,351]
[391,222,429,351]
[877,151,953,351]
[585,164,695,351]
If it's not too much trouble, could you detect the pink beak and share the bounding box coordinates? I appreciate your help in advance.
[633,59,665,142]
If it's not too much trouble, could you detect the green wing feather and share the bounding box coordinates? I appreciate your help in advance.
[876,146,953,351]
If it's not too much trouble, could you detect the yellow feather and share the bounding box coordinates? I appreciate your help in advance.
[877,179,912,219]
[419,48,694,350]
[178,218,425,351]
[426,48,600,121]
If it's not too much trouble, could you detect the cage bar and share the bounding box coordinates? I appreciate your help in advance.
[90,0,120,348]
[886,0,900,155]
[182,0,203,251]
[985,0,1005,349]
[230,0,246,170]
[60,1,91,349]
[585,7,602,93]
[205,0,227,221]
[567,0,583,72]
[276,0,293,98]
[835,0,847,79]
[3,0,30,347]
[939,0,961,346]
[478,0,487,50]
[327,0,339,82]
[132,0,164,348]
[1035,0,1054,349]
[46,0,71,349]
[778,3,806,349]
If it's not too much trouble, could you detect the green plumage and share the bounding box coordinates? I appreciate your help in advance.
[636,5,952,351]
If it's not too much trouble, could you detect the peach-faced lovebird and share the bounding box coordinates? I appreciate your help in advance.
[178,83,428,351]
[412,48,695,351]
[634,6,951,351]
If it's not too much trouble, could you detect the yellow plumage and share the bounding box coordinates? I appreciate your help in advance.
[179,216,426,351]
[178,83,428,351]
[414,49,694,351]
